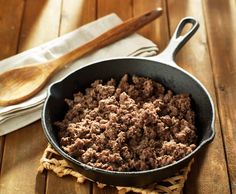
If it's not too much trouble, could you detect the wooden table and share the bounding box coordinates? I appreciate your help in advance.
[0,0,235,193]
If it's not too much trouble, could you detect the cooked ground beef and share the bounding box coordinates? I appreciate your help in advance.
[55,74,197,171]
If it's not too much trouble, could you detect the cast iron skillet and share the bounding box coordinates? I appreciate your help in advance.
[42,17,215,187]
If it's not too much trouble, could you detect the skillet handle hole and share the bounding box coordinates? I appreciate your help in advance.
[177,23,194,38]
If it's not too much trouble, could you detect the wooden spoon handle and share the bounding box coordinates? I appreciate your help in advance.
[49,8,162,72]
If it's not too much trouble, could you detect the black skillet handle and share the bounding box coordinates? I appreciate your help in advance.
[153,17,199,67]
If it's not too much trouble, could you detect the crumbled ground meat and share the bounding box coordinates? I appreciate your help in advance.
[55,74,197,171]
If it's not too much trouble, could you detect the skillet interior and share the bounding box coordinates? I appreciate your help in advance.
[42,57,215,186]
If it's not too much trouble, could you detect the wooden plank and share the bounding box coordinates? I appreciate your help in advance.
[18,0,61,51]
[45,1,96,194]
[203,0,236,192]
[0,0,25,60]
[167,0,230,193]
[97,0,132,20]
[59,0,96,35]
[0,138,4,167]
[0,0,62,194]
[93,186,118,194]
[46,172,91,194]
[0,122,48,194]
[133,0,169,51]
[0,0,25,178]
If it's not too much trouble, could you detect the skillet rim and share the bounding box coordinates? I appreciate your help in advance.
[41,56,215,176]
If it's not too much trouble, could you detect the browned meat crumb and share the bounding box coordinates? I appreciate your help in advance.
[55,74,197,171]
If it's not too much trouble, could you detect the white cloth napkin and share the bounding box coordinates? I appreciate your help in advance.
[0,13,158,136]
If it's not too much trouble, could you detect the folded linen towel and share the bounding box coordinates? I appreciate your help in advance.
[0,13,158,136]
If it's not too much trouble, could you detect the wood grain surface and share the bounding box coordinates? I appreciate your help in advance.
[0,0,235,193]
[203,0,236,193]
[0,0,25,168]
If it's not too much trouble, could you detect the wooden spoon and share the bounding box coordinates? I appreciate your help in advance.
[0,8,162,106]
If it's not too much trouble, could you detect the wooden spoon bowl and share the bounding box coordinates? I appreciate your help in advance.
[0,65,46,106]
